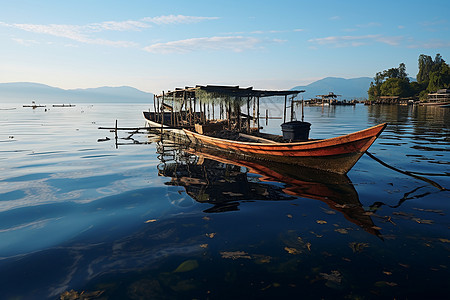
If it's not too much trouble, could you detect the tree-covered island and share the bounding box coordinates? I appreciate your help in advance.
[368,54,450,103]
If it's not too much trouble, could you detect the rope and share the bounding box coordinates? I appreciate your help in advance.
[365,151,447,191]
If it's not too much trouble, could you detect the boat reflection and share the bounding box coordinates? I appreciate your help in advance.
[155,140,381,237]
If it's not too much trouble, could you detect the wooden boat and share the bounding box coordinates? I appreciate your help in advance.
[182,124,386,175]
[145,110,385,174]
[144,85,386,175]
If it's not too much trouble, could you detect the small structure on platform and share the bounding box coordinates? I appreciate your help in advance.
[425,89,450,106]
[315,92,341,105]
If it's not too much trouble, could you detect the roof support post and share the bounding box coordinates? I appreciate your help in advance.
[257,96,260,131]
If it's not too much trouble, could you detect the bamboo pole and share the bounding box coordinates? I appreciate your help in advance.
[247,97,250,132]
[161,91,165,132]
[257,96,260,131]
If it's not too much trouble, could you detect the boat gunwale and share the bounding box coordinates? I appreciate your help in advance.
[182,123,387,149]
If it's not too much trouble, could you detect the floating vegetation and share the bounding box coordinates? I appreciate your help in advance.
[221,251,251,259]
[374,281,398,287]
[335,228,349,234]
[349,242,369,253]
[412,218,434,224]
[320,270,343,288]
[284,247,302,255]
[60,289,104,299]
[173,259,199,273]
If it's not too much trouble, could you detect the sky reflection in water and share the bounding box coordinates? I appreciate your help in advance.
[0,103,448,299]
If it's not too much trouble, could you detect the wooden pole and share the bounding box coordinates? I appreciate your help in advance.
[115,119,118,149]
[161,91,165,132]
[257,96,260,131]
[301,99,304,122]
[171,94,175,127]
[283,95,287,123]
[247,97,250,132]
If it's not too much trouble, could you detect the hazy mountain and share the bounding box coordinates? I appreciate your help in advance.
[291,77,373,100]
[0,82,154,104]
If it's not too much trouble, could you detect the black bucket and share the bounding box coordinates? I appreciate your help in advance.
[281,121,311,141]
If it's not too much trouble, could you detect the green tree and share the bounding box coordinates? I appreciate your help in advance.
[417,54,433,84]
[368,82,380,101]
[427,63,450,92]
[380,78,411,97]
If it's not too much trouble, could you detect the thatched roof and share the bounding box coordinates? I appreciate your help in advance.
[158,85,304,99]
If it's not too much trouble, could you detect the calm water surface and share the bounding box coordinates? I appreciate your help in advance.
[0,102,449,299]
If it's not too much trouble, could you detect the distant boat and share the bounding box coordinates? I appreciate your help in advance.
[23,101,46,109]
[52,104,76,107]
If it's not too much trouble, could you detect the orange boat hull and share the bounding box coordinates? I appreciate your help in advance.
[182,123,387,174]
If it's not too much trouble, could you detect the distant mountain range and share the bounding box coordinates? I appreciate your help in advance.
[0,77,376,104]
[0,82,154,104]
[291,77,373,100]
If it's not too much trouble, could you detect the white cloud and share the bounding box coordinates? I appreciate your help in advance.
[142,15,219,25]
[0,15,218,48]
[308,34,402,47]
[143,36,264,53]
[5,23,137,47]
[407,39,450,49]
[88,20,151,32]
[11,38,39,46]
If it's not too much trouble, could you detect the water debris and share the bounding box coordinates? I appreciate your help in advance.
[253,254,272,264]
[200,244,208,248]
[284,247,302,255]
[349,242,369,253]
[202,216,211,221]
[206,233,216,238]
[383,271,393,275]
[316,220,327,224]
[438,238,450,243]
[413,208,445,215]
[221,251,251,259]
[321,207,336,215]
[320,270,343,288]
[174,259,199,273]
[374,281,398,287]
[335,228,349,234]
[60,289,104,299]
[97,137,111,142]
[309,231,323,238]
[222,191,244,197]
[412,218,434,224]
[145,219,157,223]
[287,214,293,219]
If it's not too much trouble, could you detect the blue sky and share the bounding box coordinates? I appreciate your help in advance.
[0,0,449,93]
